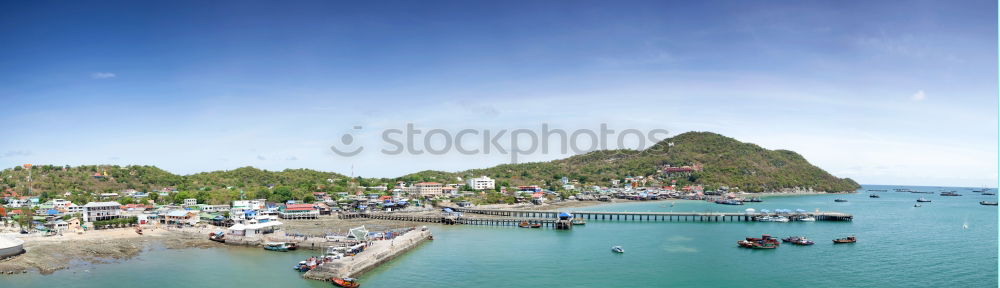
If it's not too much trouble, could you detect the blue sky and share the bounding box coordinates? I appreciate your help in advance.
[0,0,996,186]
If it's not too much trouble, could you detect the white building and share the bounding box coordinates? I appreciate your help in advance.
[466,176,496,190]
[183,198,198,206]
[82,202,122,222]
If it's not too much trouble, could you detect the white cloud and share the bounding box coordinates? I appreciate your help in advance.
[911,90,926,101]
[91,72,116,79]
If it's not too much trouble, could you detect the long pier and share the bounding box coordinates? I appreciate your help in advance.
[339,213,559,227]
[448,207,854,222]
[339,207,852,227]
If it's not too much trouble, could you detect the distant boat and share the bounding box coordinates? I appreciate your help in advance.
[980,201,998,206]
[518,221,531,228]
[914,204,921,207]
[833,236,857,244]
[869,194,880,198]
[983,191,996,196]
[797,216,816,222]
[611,246,625,253]
[531,223,542,228]
[940,192,962,196]
[571,218,586,225]
[834,199,848,202]
[916,198,931,203]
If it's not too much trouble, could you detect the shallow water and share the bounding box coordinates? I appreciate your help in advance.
[2,185,996,287]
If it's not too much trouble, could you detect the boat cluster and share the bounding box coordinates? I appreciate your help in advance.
[738,234,854,249]
[747,209,814,222]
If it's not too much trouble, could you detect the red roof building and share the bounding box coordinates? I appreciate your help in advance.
[283,204,316,211]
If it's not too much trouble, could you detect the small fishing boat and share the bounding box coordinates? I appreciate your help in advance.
[781,236,801,243]
[833,236,856,244]
[869,194,880,198]
[737,240,777,249]
[571,218,586,225]
[914,204,921,207]
[744,197,763,203]
[293,261,309,272]
[834,199,848,202]
[209,231,226,242]
[714,199,743,205]
[940,192,962,196]
[518,221,531,228]
[916,198,931,202]
[980,201,998,206]
[797,216,816,222]
[793,238,814,245]
[531,223,542,228]
[286,243,299,250]
[983,192,996,195]
[772,216,790,222]
[264,242,292,252]
[331,277,360,288]
[611,246,625,253]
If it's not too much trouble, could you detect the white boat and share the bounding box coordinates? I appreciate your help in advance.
[757,216,773,222]
[773,216,790,222]
[798,216,815,222]
[611,246,624,253]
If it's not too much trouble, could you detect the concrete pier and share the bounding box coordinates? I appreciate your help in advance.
[448,207,854,222]
[303,229,432,281]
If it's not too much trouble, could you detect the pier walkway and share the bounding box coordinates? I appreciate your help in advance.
[338,207,852,227]
[448,207,854,222]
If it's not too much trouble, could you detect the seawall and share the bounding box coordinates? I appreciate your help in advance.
[303,229,432,281]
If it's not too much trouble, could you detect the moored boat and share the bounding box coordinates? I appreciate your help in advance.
[834,199,848,202]
[264,242,291,252]
[833,236,856,244]
[571,218,586,225]
[331,277,360,288]
[518,221,531,228]
[531,223,542,228]
[980,201,998,206]
[914,204,921,207]
[916,198,931,202]
[797,216,816,222]
[869,194,880,198]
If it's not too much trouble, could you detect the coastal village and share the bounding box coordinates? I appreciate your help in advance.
[0,162,857,285]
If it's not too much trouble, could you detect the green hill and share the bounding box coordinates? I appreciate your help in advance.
[402,132,860,193]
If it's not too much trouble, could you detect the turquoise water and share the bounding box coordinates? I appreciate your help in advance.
[3,185,997,287]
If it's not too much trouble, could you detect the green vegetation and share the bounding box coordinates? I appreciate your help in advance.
[0,132,859,203]
[400,132,860,193]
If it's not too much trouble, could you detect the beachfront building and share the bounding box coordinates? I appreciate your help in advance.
[406,182,443,198]
[466,176,496,190]
[278,204,319,219]
[163,210,199,226]
[83,202,123,222]
[226,221,283,238]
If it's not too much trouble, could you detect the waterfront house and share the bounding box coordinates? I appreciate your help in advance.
[163,210,199,226]
[531,192,546,204]
[83,202,123,222]
[278,204,319,219]
[227,221,282,238]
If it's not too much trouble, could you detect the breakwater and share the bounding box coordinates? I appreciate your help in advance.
[303,229,432,281]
